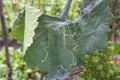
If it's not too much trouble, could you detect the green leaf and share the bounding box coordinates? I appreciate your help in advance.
[72,0,113,64]
[10,6,42,45]
[10,10,25,43]
[23,5,43,54]
[24,14,75,80]
[24,0,112,79]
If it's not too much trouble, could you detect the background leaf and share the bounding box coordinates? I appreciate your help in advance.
[9,10,25,43]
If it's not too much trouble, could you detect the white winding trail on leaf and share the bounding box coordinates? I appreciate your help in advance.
[41,48,49,63]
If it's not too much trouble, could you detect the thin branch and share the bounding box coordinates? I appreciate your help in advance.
[59,0,72,19]
[65,66,84,80]
[0,0,13,80]
[81,0,94,14]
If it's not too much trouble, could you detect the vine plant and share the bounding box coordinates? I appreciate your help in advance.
[9,0,113,80]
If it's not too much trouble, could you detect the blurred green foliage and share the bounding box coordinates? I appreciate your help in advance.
[0,48,40,80]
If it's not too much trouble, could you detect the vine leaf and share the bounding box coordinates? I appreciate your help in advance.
[24,14,75,80]
[24,0,113,80]
[23,5,43,54]
[10,10,25,43]
[72,0,113,64]
[9,5,42,46]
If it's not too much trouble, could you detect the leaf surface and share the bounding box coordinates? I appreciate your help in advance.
[23,5,43,54]
[10,10,25,43]
[24,14,75,80]
[10,6,42,46]
[72,0,113,64]
[24,0,113,79]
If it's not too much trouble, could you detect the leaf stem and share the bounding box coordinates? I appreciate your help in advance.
[59,0,72,19]
[0,0,13,80]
